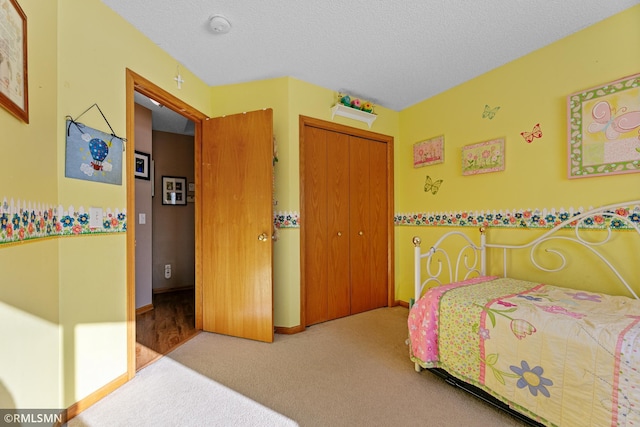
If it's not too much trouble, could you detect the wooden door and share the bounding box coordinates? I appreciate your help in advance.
[349,136,388,313]
[201,109,274,342]
[368,140,389,309]
[349,136,372,314]
[302,126,350,325]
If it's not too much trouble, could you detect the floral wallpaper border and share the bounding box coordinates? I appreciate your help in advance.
[274,211,299,229]
[4,198,638,247]
[1,198,126,246]
[395,204,640,230]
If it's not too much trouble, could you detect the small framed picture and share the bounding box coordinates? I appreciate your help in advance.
[134,151,150,180]
[462,138,505,176]
[413,135,444,167]
[162,176,187,206]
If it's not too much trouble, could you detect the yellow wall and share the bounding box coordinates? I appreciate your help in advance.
[1,0,638,414]
[0,0,61,409]
[395,5,640,302]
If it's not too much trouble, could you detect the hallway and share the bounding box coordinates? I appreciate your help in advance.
[136,288,197,370]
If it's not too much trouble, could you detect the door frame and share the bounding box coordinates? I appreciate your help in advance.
[125,69,208,379]
[299,115,395,329]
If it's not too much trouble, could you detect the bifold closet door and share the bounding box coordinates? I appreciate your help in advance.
[349,136,388,314]
[303,126,350,326]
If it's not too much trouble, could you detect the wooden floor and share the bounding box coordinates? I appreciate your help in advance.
[136,288,198,371]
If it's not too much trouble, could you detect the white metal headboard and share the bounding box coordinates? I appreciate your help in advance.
[413,200,640,303]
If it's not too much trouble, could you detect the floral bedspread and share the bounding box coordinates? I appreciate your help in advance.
[408,277,640,427]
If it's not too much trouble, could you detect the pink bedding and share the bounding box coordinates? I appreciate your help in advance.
[408,277,640,426]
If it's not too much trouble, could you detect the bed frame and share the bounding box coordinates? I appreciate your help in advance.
[411,200,640,426]
[414,200,640,302]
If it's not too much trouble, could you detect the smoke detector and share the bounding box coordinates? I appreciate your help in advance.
[209,15,231,34]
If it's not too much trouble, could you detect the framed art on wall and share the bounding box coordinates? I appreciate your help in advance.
[462,138,505,176]
[134,151,150,180]
[162,176,186,206]
[413,135,444,167]
[0,0,29,123]
[567,73,640,178]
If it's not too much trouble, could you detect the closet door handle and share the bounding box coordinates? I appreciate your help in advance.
[337,231,342,237]
[358,231,364,236]
[258,233,268,241]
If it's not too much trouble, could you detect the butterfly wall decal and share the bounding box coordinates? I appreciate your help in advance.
[482,105,500,120]
[521,123,542,143]
[424,175,443,195]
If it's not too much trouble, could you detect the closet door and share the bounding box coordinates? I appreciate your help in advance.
[349,136,372,314]
[368,140,388,309]
[350,136,388,314]
[302,126,330,326]
[326,131,350,320]
[303,126,350,326]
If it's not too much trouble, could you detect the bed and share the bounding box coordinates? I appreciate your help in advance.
[407,200,640,427]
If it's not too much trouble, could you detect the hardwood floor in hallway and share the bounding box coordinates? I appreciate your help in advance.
[136,288,198,370]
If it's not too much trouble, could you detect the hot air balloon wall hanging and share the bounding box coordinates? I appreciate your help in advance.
[64,104,126,185]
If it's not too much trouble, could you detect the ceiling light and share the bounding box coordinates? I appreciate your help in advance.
[209,15,231,34]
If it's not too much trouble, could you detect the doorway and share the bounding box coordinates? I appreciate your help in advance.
[132,91,198,370]
[126,70,208,378]
[125,69,276,379]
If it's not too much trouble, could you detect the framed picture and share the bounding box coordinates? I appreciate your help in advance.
[567,73,640,178]
[0,0,28,123]
[162,176,187,206]
[413,135,444,167]
[462,138,505,176]
[134,151,150,180]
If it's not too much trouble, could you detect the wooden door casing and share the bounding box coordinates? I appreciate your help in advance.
[201,109,274,343]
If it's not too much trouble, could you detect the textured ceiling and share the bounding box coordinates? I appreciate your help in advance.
[105,1,638,131]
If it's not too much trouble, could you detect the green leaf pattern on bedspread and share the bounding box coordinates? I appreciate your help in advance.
[437,278,535,382]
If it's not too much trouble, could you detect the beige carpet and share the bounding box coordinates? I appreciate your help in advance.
[69,306,526,426]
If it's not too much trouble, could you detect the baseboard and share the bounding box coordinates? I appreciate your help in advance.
[66,372,129,421]
[152,285,195,294]
[135,303,154,315]
[275,324,305,335]
[395,300,409,308]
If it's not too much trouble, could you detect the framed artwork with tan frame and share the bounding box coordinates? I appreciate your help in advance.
[0,0,28,123]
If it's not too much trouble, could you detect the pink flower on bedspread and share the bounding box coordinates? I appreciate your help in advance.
[565,291,602,302]
[496,300,517,308]
[535,304,586,319]
[510,319,537,340]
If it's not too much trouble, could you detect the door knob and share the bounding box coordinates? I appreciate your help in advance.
[358,231,364,236]
[337,231,342,237]
[258,233,268,241]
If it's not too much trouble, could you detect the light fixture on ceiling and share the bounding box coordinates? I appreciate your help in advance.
[208,15,231,34]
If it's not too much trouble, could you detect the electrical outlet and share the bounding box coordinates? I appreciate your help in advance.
[164,264,171,279]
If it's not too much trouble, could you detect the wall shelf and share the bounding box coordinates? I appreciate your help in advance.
[330,104,377,128]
